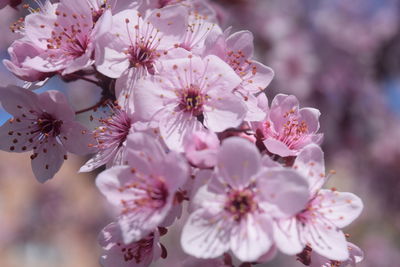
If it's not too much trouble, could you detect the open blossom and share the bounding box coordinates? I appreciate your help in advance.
[181,137,309,262]
[254,94,323,157]
[96,5,187,79]
[134,53,246,151]
[80,106,133,172]
[183,129,220,168]
[3,38,54,83]
[99,222,164,267]
[21,0,111,75]
[273,144,363,261]
[0,86,93,182]
[96,132,189,243]
[205,29,274,121]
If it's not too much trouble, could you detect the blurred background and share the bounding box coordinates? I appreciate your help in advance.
[1,0,400,266]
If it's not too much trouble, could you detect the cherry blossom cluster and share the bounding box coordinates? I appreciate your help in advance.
[0,0,364,266]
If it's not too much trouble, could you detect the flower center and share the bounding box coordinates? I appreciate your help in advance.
[178,85,206,117]
[46,9,92,58]
[128,45,156,73]
[120,176,169,214]
[94,109,131,150]
[116,233,155,263]
[263,109,309,149]
[225,189,256,221]
[37,112,63,137]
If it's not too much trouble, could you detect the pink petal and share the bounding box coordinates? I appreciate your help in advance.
[202,55,242,93]
[31,140,66,183]
[147,5,188,49]
[203,92,246,132]
[269,94,299,133]
[318,189,363,228]
[161,151,189,192]
[0,119,34,152]
[241,61,274,93]
[230,214,273,262]
[95,166,134,207]
[60,121,94,156]
[273,218,304,255]
[0,85,40,116]
[226,30,254,59]
[293,144,326,195]
[305,222,349,261]
[133,78,175,121]
[181,209,230,259]
[256,168,309,217]
[159,112,204,152]
[216,137,261,188]
[299,107,321,133]
[38,90,75,121]
[263,138,295,157]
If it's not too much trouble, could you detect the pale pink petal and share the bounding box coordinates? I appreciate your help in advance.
[230,214,273,262]
[161,151,189,192]
[305,222,349,261]
[216,137,261,187]
[60,121,93,155]
[133,78,175,121]
[147,5,188,49]
[293,144,326,194]
[126,132,166,166]
[181,209,230,259]
[263,138,295,157]
[256,168,309,217]
[0,85,40,116]
[38,90,75,121]
[299,107,321,133]
[202,55,242,93]
[61,50,94,75]
[226,30,254,59]
[318,190,363,228]
[31,140,66,183]
[273,218,304,255]
[241,93,267,121]
[159,112,204,152]
[203,92,246,132]
[269,94,299,133]
[0,120,35,152]
[95,166,133,207]
[242,61,274,93]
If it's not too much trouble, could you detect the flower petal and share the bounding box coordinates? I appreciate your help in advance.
[216,137,261,188]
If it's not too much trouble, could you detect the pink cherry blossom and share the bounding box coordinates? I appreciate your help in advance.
[273,144,363,261]
[204,29,275,121]
[0,86,93,182]
[21,0,112,75]
[96,132,189,243]
[134,53,246,151]
[3,38,54,83]
[99,222,164,267]
[80,106,133,172]
[254,94,323,157]
[183,129,220,168]
[181,137,309,262]
[95,5,188,79]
